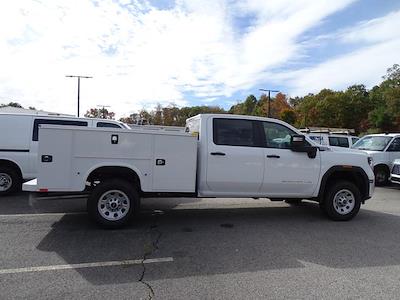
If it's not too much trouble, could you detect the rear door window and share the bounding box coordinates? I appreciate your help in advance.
[213,118,259,147]
[96,122,122,128]
[32,119,88,141]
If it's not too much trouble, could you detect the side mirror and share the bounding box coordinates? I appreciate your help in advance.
[291,134,317,159]
[291,135,306,148]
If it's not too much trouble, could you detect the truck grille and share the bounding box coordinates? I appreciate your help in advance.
[392,164,400,175]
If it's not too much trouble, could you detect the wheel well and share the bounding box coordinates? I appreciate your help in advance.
[0,159,22,180]
[374,164,389,174]
[321,169,368,201]
[86,166,141,191]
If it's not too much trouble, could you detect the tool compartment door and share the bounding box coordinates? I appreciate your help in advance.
[152,134,197,192]
[37,126,74,191]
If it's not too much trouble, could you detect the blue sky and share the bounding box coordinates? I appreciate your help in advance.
[1,0,400,117]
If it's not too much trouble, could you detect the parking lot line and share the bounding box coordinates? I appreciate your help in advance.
[0,257,174,275]
[0,212,86,218]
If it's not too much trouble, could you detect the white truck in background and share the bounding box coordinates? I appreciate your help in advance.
[0,113,129,195]
[352,133,400,186]
[23,114,375,228]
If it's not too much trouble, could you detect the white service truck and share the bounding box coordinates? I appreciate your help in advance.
[23,114,375,228]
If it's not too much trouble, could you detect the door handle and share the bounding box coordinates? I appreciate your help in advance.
[210,152,226,156]
[266,154,280,158]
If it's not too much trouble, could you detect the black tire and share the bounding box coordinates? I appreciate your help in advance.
[319,201,326,214]
[285,199,302,205]
[87,179,140,228]
[322,180,361,221]
[0,166,22,196]
[374,166,388,186]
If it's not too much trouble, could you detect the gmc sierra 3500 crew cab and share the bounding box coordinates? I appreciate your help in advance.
[23,114,375,228]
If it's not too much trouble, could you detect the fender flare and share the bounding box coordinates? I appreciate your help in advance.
[318,166,370,201]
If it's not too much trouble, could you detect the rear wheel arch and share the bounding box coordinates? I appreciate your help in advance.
[86,166,142,192]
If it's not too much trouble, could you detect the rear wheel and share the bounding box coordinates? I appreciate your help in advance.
[0,166,21,196]
[374,166,388,186]
[87,179,139,228]
[322,181,361,221]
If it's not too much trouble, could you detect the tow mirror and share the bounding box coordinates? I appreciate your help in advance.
[291,135,317,159]
[291,135,306,148]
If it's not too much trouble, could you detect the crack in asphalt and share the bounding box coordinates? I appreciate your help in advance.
[139,211,163,300]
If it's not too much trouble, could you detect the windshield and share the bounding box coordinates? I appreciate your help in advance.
[352,136,393,151]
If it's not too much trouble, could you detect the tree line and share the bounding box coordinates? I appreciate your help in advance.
[118,64,400,134]
[2,64,399,134]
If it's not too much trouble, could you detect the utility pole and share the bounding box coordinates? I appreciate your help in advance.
[259,89,279,118]
[65,75,93,117]
[97,105,110,119]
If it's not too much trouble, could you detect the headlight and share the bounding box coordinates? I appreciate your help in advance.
[368,156,374,168]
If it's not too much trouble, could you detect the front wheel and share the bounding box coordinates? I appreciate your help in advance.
[374,167,388,186]
[87,179,139,228]
[322,181,361,221]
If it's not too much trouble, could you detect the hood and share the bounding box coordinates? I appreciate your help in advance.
[328,146,367,154]
[358,150,382,155]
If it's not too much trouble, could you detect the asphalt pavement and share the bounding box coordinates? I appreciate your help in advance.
[0,186,400,299]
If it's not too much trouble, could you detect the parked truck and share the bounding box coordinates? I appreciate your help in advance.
[352,133,400,186]
[23,114,375,228]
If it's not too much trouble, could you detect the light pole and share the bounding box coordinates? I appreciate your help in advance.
[259,89,279,118]
[65,75,93,117]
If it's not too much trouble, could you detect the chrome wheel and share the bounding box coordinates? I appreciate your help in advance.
[333,189,355,215]
[0,173,12,192]
[97,190,130,221]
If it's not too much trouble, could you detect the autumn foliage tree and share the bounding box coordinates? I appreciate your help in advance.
[120,64,399,134]
[84,108,115,119]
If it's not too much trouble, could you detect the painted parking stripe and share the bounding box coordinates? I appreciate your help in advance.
[0,212,86,218]
[0,257,174,275]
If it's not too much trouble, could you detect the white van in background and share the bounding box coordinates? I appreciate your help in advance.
[299,128,359,148]
[0,113,129,195]
[307,133,359,148]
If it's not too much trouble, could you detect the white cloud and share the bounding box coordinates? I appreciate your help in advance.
[0,0,362,117]
[284,10,400,95]
[341,10,400,44]
[284,39,400,95]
